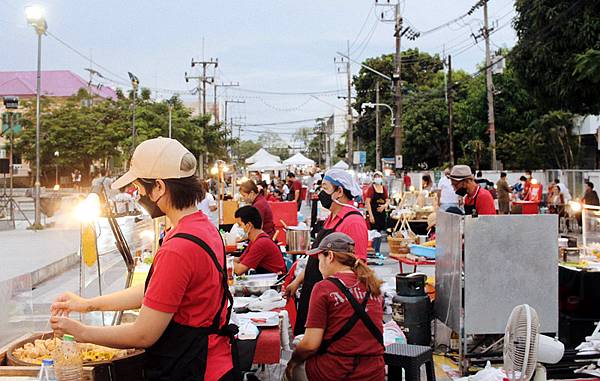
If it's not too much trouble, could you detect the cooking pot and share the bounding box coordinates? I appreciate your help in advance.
[286,226,311,252]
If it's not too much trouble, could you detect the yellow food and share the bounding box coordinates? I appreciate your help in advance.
[12,337,128,365]
[422,240,436,247]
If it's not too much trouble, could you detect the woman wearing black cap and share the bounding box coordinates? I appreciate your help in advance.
[285,232,384,381]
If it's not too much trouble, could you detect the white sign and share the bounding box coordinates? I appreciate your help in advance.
[395,155,403,169]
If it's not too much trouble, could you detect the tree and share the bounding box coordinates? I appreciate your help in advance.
[574,49,600,83]
[257,132,290,160]
[15,90,230,185]
[511,0,600,114]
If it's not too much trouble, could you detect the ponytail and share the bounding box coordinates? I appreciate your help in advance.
[331,251,384,297]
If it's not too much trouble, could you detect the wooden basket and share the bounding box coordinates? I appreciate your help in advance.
[388,236,409,254]
[7,333,144,367]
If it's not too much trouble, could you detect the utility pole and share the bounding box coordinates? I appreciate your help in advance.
[128,72,139,154]
[214,82,239,123]
[190,58,218,115]
[483,0,497,169]
[447,55,455,166]
[345,41,353,166]
[375,81,381,171]
[224,99,245,159]
[376,0,403,165]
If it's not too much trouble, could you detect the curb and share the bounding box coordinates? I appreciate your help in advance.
[31,252,80,287]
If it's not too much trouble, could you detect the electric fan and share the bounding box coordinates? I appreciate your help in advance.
[503,304,565,381]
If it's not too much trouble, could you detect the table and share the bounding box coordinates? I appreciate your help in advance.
[253,327,281,364]
[389,254,435,273]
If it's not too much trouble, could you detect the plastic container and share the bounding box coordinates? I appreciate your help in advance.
[408,244,436,259]
[38,358,57,381]
[53,335,82,381]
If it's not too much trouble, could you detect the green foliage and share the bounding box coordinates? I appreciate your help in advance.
[15,90,231,184]
[574,49,600,83]
[511,0,600,114]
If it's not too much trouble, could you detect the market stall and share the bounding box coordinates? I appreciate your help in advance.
[435,211,559,374]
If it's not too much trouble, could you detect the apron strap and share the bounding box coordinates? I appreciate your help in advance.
[331,210,363,231]
[317,277,383,355]
[171,232,241,381]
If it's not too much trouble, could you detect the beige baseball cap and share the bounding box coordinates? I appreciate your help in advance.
[111,137,196,190]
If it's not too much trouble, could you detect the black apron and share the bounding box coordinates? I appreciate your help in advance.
[294,210,363,336]
[368,185,387,231]
[143,233,241,381]
[464,186,481,216]
[317,277,384,356]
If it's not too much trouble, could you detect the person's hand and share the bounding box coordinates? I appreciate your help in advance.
[51,291,90,316]
[50,315,85,339]
[285,361,297,381]
[284,280,299,299]
[377,205,386,213]
[369,215,375,224]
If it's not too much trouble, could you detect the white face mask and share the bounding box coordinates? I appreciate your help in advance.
[374,178,383,185]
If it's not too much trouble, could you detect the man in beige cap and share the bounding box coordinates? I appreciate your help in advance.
[51,138,239,380]
[448,164,496,215]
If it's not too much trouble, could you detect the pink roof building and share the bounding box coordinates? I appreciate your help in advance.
[0,70,117,99]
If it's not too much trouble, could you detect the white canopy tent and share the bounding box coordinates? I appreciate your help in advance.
[283,152,315,166]
[332,160,350,170]
[245,148,281,165]
[247,157,287,171]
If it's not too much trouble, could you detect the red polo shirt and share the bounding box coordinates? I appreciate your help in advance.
[324,204,368,260]
[464,186,497,215]
[252,193,275,238]
[239,232,286,274]
[144,212,232,381]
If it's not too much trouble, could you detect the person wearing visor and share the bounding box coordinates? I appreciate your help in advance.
[239,180,275,238]
[284,233,384,381]
[449,164,496,216]
[286,168,368,336]
[365,171,389,259]
[50,138,238,381]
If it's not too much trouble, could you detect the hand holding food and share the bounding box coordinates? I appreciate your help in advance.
[12,337,129,365]
[51,291,90,316]
[50,315,85,339]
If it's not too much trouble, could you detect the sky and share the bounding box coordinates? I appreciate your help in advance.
[0,0,517,142]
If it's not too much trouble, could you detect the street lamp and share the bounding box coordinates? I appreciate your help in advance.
[128,72,139,153]
[53,151,59,191]
[26,5,47,230]
[362,102,394,122]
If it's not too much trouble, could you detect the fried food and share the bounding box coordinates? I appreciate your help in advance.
[12,337,129,365]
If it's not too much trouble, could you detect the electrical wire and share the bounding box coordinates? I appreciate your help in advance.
[349,4,376,52]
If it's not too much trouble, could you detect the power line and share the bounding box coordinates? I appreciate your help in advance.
[229,87,339,96]
[244,116,330,127]
[349,4,376,52]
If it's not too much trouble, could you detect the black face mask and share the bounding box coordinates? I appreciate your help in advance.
[138,194,165,218]
[318,189,335,209]
[455,187,468,197]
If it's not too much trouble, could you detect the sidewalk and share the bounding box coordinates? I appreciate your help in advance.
[0,226,79,284]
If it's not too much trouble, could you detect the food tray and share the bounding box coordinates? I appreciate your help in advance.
[7,333,143,367]
[408,244,436,259]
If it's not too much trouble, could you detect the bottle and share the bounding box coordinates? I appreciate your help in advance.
[38,358,57,381]
[450,331,460,352]
[53,334,82,381]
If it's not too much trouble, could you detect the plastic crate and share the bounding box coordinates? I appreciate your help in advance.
[408,244,436,259]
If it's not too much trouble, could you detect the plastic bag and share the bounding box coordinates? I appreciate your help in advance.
[455,362,508,381]
[383,320,406,346]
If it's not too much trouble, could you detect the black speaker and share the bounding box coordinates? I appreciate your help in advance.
[0,158,9,174]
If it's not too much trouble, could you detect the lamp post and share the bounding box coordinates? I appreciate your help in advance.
[53,151,59,190]
[128,72,139,153]
[362,102,394,170]
[25,5,47,230]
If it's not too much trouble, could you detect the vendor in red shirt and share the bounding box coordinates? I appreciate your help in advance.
[285,232,384,381]
[50,138,237,381]
[449,164,496,215]
[287,172,303,211]
[233,205,286,275]
[239,180,275,238]
[286,168,368,336]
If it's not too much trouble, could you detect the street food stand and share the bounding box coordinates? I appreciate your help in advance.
[558,205,600,348]
[435,211,559,374]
